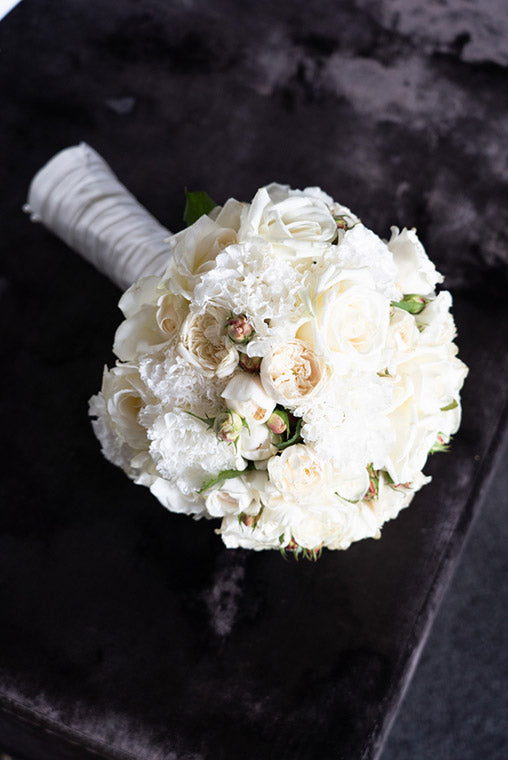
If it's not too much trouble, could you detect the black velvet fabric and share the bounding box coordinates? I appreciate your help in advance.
[1,2,507,759]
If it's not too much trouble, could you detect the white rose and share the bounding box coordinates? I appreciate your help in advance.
[97,363,151,450]
[113,276,189,361]
[240,185,337,246]
[388,227,444,295]
[396,346,468,417]
[209,197,244,231]
[260,339,326,407]
[164,215,237,296]
[298,274,390,372]
[179,307,238,378]
[221,374,275,424]
[219,508,282,550]
[384,395,438,484]
[265,182,334,207]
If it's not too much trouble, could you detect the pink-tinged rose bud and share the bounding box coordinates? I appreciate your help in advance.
[239,354,262,373]
[266,411,287,435]
[225,314,254,344]
[213,410,243,443]
[365,464,379,500]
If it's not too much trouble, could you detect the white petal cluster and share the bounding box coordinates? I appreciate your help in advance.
[90,183,468,556]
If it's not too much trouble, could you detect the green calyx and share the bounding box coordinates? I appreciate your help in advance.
[391,294,428,315]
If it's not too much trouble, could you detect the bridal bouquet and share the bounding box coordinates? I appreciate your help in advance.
[89,184,467,556]
[27,146,467,557]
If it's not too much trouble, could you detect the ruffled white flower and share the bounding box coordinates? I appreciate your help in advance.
[417,291,457,347]
[146,410,245,496]
[298,370,393,470]
[192,242,307,356]
[138,347,225,416]
[388,226,444,295]
[336,224,401,301]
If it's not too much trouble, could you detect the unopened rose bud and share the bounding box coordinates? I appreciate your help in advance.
[225,314,254,344]
[430,433,450,454]
[365,463,379,500]
[334,215,348,230]
[213,410,243,443]
[391,294,428,315]
[239,354,262,373]
[267,410,288,435]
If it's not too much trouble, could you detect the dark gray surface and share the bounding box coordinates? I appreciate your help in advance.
[0,1,507,759]
[381,436,508,760]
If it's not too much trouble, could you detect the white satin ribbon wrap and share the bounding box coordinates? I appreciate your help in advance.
[25,143,171,290]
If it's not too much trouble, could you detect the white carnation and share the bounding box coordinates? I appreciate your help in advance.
[146,410,245,495]
[192,242,308,356]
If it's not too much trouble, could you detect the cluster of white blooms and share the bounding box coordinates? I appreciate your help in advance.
[89,183,468,557]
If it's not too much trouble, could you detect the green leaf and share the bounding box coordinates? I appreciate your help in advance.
[274,417,303,451]
[440,399,458,412]
[198,468,246,494]
[335,491,360,504]
[183,189,217,226]
[184,410,215,429]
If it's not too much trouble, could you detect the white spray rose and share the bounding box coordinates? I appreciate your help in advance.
[260,339,326,407]
[221,374,276,424]
[267,444,331,506]
[205,471,267,518]
[179,307,238,378]
[331,463,370,503]
[238,424,278,461]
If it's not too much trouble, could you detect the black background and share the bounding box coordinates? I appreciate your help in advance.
[1,1,507,758]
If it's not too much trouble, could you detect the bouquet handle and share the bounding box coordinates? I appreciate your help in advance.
[25,143,171,290]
